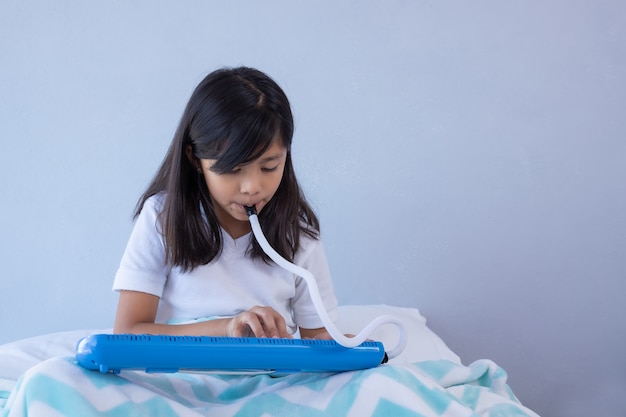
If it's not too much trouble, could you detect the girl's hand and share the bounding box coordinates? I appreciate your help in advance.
[226,305,292,339]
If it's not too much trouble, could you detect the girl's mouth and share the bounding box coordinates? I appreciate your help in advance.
[238,202,261,212]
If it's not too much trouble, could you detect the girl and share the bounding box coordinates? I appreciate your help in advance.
[113,67,339,340]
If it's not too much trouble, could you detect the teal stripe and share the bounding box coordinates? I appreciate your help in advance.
[232,364,458,417]
[11,373,181,417]
[460,385,481,409]
[123,372,196,407]
[414,360,459,381]
[487,404,533,417]
[373,398,428,417]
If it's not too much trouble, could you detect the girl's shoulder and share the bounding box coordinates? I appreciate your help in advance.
[134,193,167,229]
[142,192,167,214]
[293,225,324,262]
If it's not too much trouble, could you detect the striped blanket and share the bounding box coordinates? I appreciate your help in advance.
[1,356,539,416]
[0,306,540,416]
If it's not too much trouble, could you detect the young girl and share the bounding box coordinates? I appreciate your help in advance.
[113,66,339,340]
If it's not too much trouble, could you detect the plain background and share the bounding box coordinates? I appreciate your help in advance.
[1,1,624,416]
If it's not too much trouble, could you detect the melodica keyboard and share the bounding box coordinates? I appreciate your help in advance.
[75,334,388,374]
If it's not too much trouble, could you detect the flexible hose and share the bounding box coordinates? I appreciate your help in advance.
[246,206,407,359]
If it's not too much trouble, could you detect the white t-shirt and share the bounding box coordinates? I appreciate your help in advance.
[112,194,339,334]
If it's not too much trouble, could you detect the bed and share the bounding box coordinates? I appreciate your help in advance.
[0,305,540,416]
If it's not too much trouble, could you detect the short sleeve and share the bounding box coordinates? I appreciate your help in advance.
[290,236,339,329]
[112,195,169,297]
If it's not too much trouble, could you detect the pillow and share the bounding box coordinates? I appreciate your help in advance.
[336,305,460,364]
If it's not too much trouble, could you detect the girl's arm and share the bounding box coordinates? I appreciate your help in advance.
[299,327,332,340]
[300,328,355,340]
[114,290,292,339]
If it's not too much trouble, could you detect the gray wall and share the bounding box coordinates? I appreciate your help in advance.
[1,2,624,416]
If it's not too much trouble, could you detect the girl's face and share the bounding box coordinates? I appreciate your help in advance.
[200,139,287,238]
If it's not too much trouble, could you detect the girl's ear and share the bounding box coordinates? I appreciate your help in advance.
[185,145,201,172]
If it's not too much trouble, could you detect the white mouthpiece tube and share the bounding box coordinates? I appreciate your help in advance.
[248,212,407,359]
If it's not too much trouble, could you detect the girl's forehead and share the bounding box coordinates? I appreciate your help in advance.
[246,131,286,156]
[247,139,287,164]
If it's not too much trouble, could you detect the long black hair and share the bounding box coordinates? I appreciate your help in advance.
[136,67,319,271]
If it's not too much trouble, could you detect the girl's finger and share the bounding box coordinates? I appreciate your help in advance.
[254,307,282,338]
[232,312,265,338]
[249,306,291,338]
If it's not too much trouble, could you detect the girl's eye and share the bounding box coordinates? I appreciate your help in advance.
[262,166,279,173]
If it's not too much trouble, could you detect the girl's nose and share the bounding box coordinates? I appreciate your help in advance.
[240,173,261,195]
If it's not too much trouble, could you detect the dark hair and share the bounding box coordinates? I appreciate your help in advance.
[136,67,319,271]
